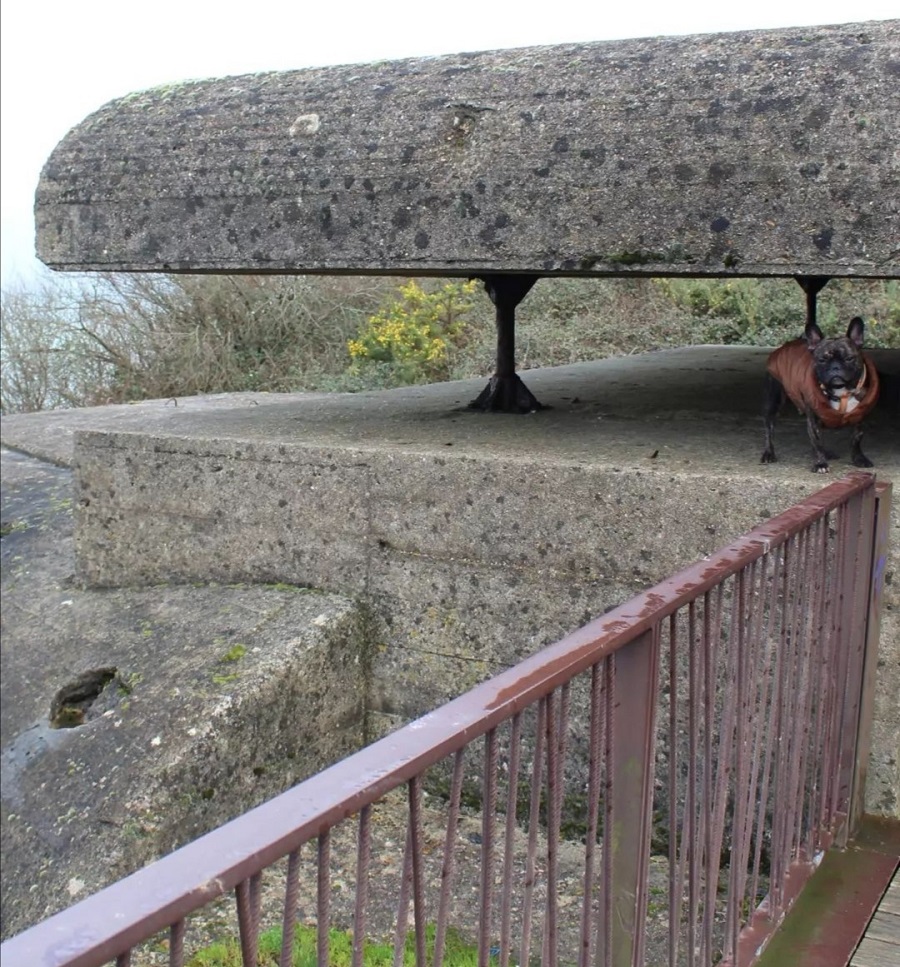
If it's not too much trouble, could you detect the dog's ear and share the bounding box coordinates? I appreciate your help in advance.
[804,322,825,349]
[847,316,865,347]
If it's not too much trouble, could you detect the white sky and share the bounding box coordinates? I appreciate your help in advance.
[1,0,896,289]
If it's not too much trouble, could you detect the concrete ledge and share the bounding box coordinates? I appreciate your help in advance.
[37,348,897,815]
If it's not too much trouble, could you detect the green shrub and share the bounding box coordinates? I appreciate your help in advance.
[653,277,899,347]
[347,279,479,386]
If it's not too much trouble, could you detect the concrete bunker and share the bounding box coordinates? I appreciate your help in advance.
[2,24,898,942]
[26,20,900,826]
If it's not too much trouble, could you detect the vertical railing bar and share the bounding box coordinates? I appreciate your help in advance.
[317,831,331,967]
[807,515,830,852]
[725,567,748,961]
[667,612,681,967]
[392,822,413,967]
[748,550,781,914]
[767,540,788,918]
[169,919,186,967]
[351,806,372,967]
[705,579,736,962]
[596,657,616,967]
[769,533,796,912]
[735,555,769,927]
[803,515,830,857]
[236,879,255,967]
[785,525,812,868]
[782,524,807,867]
[479,732,499,967]
[789,524,817,862]
[280,848,302,967]
[823,506,844,826]
[633,626,662,967]
[823,505,843,826]
[519,698,546,967]
[726,554,768,953]
[825,505,851,824]
[434,750,466,967]
[793,517,816,848]
[734,554,769,951]
[500,714,524,967]
[409,777,427,967]
[823,507,848,833]
[770,531,802,913]
[702,582,728,965]
[547,684,569,967]
[542,689,559,967]
[686,598,700,967]
[579,664,604,967]
[814,510,837,826]
[739,554,771,940]
[698,583,720,963]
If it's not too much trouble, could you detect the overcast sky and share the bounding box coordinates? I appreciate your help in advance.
[1,0,895,290]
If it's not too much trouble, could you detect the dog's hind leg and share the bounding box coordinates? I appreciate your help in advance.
[761,374,783,463]
[849,425,874,468]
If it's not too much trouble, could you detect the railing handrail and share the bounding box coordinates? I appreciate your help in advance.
[1,471,877,967]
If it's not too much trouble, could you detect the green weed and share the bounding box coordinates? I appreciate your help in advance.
[186,922,483,967]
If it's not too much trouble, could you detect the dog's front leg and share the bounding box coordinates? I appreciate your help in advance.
[760,374,783,464]
[849,425,874,468]
[805,413,830,473]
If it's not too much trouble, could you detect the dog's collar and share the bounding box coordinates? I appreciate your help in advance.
[819,366,868,414]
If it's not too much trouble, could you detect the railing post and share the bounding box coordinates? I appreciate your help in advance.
[829,480,877,847]
[602,626,661,967]
[849,481,893,831]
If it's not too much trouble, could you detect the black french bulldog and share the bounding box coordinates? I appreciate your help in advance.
[761,317,880,474]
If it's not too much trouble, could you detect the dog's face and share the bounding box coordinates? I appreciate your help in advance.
[806,317,866,397]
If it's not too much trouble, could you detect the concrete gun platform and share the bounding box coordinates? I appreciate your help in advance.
[2,346,898,938]
[3,345,896,468]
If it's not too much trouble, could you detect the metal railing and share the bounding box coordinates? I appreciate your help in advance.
[2,472,891,967]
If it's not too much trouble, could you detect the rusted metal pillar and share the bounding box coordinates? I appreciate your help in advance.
[796,275,831,330]
[469,274,542,413]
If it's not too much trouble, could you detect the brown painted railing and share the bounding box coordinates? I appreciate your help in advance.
[1,472,891,967]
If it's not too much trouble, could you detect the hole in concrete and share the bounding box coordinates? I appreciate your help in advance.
[50,667,118,729]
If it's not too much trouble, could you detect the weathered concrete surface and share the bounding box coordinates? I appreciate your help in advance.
[3,347,897,837]
[35,21,900,278]
[0,447,368,938]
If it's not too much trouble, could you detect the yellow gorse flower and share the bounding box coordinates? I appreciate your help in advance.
[347,280,478,382]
